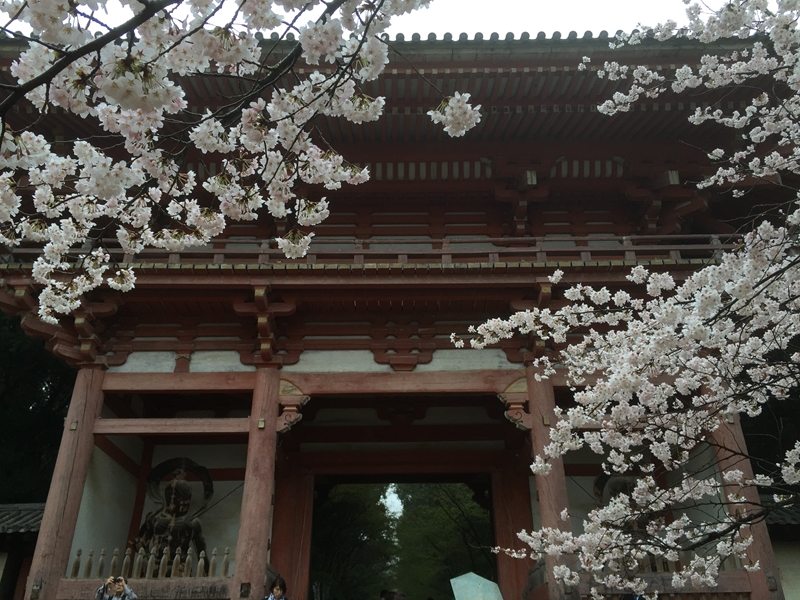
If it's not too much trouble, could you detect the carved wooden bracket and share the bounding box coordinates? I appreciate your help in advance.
[499,392,533,430]
[498,378,532,430]
[276,380,310,433]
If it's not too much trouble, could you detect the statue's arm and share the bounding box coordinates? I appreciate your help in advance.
[191,519,207,554]
[134,514,155,549]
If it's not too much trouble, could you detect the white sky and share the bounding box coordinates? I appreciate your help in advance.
[386,0,697,38]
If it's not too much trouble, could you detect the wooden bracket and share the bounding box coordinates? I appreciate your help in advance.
[276,395,310,433]
[276,380,310,433]
[498,392,533,431]
[234,288,296,364]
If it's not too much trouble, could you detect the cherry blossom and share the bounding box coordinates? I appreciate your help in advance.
[456,1,800,594]
[0,0,480,323]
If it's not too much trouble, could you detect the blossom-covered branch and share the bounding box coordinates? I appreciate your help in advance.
[459,1,800,596]
[0,0,482,322]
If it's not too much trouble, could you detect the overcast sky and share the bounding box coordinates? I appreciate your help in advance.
[386,0,702,38]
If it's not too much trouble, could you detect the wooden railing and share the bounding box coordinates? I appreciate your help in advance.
[67,546,232,580]
[3,234,736,268]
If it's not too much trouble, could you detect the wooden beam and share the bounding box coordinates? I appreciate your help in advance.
[93,418,249,436]
[280,370,528,395]
[290,449,513,474]
[293,424,508,444]
[102,372,256,393]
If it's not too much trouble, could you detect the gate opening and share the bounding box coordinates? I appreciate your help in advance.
[308,475,497,600]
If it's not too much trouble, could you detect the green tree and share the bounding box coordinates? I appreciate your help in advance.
[394,483,495,600]
[308,483,398,600]
[0,314,75,503]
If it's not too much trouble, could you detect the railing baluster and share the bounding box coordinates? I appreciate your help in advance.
[158,547,170,578]
[184,547,194,578]
[172,548,182,578]
[197,551,206,577]
[222,547,230,577]
[110,549,120,577]
[133,548,145,580]
[208,548,218,577]
[145,548,156,579]
[70,549,82,579]
[83,550,94,580]
[121,548,132,580]
[98,549,107,579]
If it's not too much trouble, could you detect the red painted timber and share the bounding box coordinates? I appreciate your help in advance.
[527,367,573,600]
[26,370,105,600]
[101,372,256,393]
[271,468,314,600]
[713,415,785,600]
[290,449,512,474]
[232,368,280,600]
[493,469,535,600]
[280,370,528,395]
[93,418,249,436]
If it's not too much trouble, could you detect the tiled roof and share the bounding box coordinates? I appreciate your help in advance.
[0,503,45,534]
[760,495,800,526]
[765,503,800,526]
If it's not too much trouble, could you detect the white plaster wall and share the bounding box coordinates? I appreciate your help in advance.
[566,476,597,535]
[415,349,516,372]
[108,351,177,373]
[189,351,255,373]
[69,447,138,575]
[282,350,393,373]
[282,348,518,373]
[774,541,800,599]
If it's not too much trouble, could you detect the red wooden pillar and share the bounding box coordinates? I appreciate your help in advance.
[526,367,575,600]
[492,468,535,600]
[271,465,314,600]
[712,414,784,600]
[232,368,281,600]
[25,368,105,600]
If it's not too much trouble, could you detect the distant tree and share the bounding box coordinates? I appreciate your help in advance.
[393,483,495,600]
[308,483,398,600]
[0,313,75,503]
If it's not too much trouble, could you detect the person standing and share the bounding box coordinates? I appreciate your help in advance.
[95,576,137,600]
[264,577,288,600]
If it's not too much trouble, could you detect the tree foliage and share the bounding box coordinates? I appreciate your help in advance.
[308,483,398,600]
[0,313,75,503]
[393,483,495,600]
